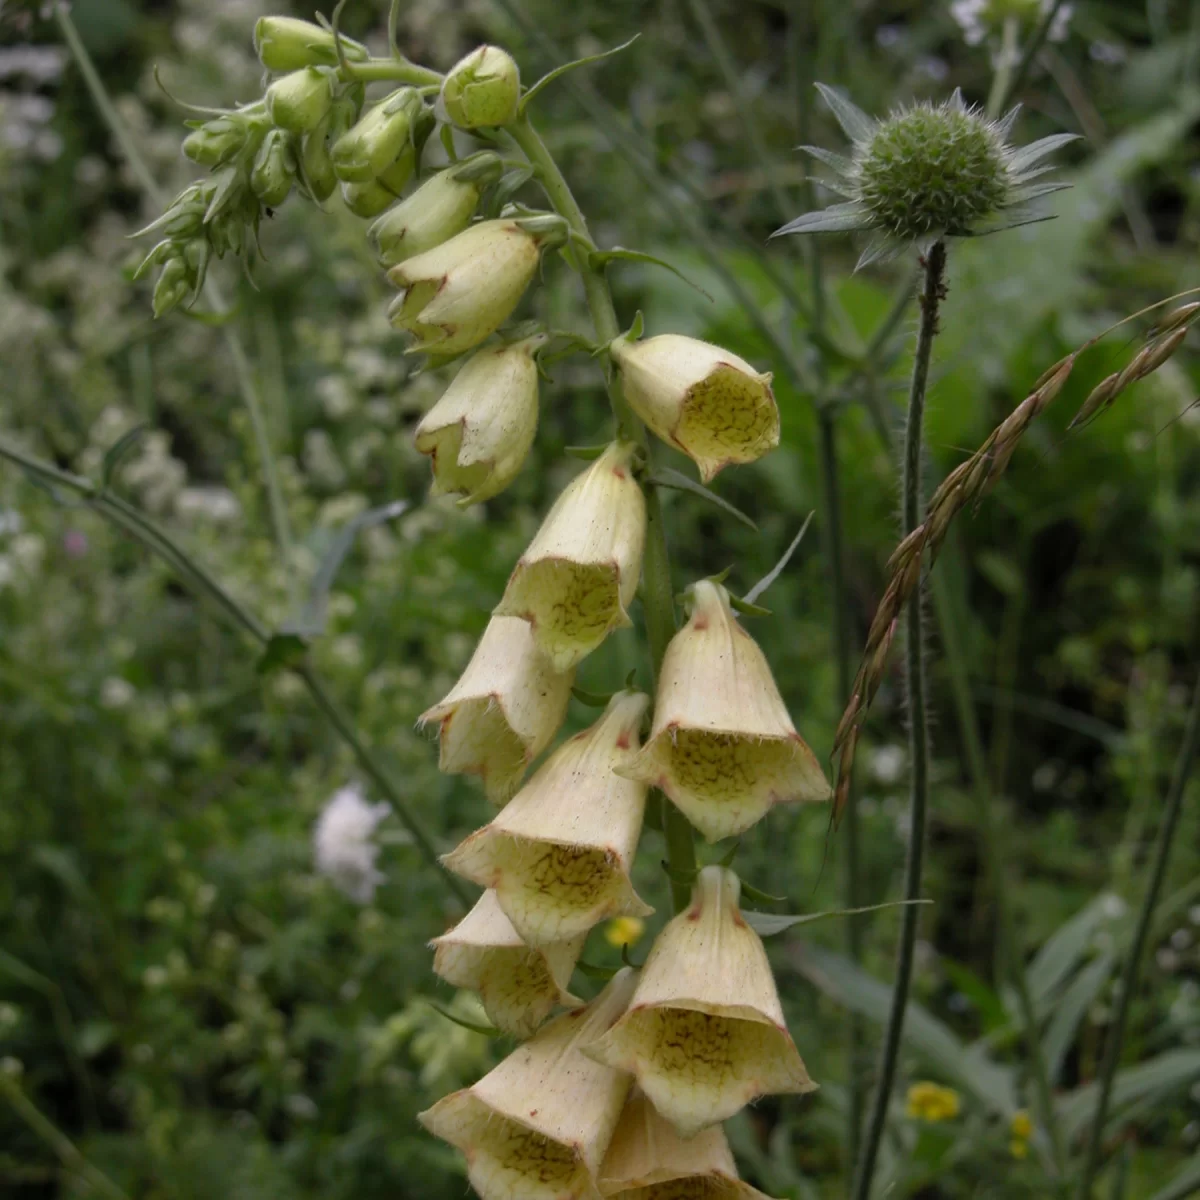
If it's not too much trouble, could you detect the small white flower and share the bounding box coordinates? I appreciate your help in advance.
[174,486,242,525]
[100,677,136,710]
[313,784,391,903]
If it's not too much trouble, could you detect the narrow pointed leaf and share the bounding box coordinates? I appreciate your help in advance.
[1057,1049,1200,1141]
[647,467,757,531]
[855,234,904,271]
[425,999,504,1039]
[1041,951,1114,1084]
[771,202,869,238]
[101,424,150,489]
[744,512,814,604]
[574,959,619,981]
[571,685,616,708]
[589,247,713,300]
[1148,1157,1200,1200]
[1007,132,1081,174]
[801,144,857,177]
[1027,892,1125,1010]
[814,83,876,144]
[745,898,932,938]
[519,35,640,113]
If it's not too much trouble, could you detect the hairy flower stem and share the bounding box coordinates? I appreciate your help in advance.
[1077,667,1200,1198]
[509,114,697,911]
[852,240,946,1200]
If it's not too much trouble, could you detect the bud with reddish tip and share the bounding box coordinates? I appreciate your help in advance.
[441,45,521,129]
[414,335,543,506]
[419,615,573,804]
[265,67,334,134]
[610,332,780,482]
[585,866,815,1138]
[493,441,646,670]
[431,889,584,1039]
[419,967,638,1200]
[619,579,828,842]
[443,691,653,945]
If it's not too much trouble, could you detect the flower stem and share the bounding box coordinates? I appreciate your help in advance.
[0,437,471,908]
[508,113,697,910]
[851,240,946,1200]
[1076,667,1200,1198]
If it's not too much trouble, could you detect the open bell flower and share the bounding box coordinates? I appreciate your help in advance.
[618,580,828,842]
[771,84,1077,269]
[443,690,653,945]
[609,334,779,483]
[388,216,564,357]
[598,1089,779,1200]
[493,441,646,671]
[585,866,815,1138]
[420,967,639,1200]
[413,335,543,506]
[419,615,573,805]
[431,889,584,1039]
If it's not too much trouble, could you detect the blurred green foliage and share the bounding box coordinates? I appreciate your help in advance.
[1,0,1200,1196]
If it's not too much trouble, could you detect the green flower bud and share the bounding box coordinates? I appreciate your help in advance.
[265,67,334,134]
[341,177,398,219]
[300,93,360,203]
[253,16,368,72]
[182,117,249,167]
[251,129,297,207]
[330,88,421,183]
[153,255,194,318]
[376,141,417,194]
[441,45,520,129]
[368,153,502,266]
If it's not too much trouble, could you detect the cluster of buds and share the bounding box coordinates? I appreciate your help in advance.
[830,302,1200,819]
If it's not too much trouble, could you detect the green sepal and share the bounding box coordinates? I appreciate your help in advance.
[728,593,771,618]
[589,247,712,300]
[572,685,615,708]
[647,467,757,532]
[519,35,640,115]
[565,444,611,461]
[737,878,786,906]
[424,999,504,1039]
[716,840,741,868]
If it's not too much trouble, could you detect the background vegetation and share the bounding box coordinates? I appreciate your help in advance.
[1,0,1199,1196]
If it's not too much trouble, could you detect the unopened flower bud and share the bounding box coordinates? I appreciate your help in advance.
[341,177,398,219]
[254,16,367,71]
[619,580,828,841]
[586,866,815,1137]
[387,218,551,356]
[152,253,195,318]
[368,153,502,266]
[611,333,780,482]
[331,88,421,183]
[599,1088,779,1200]
[431,889,584,1039]
[494,441,646,670]
[183,116,252,167]
[414,335,543,506]
[419,968,638,1200]
[265,67,334,134]
[441,45,520,129]
[250,128,297,207]
[419,615,572,804]
[444,690,653,945]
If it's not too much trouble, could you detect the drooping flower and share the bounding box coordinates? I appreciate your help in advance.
[313,783,390,902]
[443,690,653,945]
[619,580,828,842]
[772,85,1077,268]
[598,1089,779,1200]
[493,441,646,671]
[413,335,543,506]
[441,45,521,129]
[420,967,639,1200]
[419,615,573,805]
[585,866,815,1138]
[387,217,565,357]
[609,334,779,483]
[431,889,584,1039]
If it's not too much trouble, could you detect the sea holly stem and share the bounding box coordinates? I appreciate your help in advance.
[507,113,698,910]
[851,240,945,1200]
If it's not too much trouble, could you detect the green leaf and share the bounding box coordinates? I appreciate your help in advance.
[589,247,713,301]
[1057,1049,1200,1142]
[424,999,504,1039]
[648,468,758,531]
[256,633,308,676]
[744,899,931,938]
[1148,1156,1200,1200]
[941,959,1008,1033]
[1026,892,1124,1012]
[519,36,640,114]
[743,512,815,606]
[1041,951,1114,1084]
[792,942,1017,1116]
[283,500,409,637]
[101,423,150,488]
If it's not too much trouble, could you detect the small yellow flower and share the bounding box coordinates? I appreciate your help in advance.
[1010,1137,1029,1160]
[904,1081,961,1123]
[1010,1109,1033,1140]
[605,916,645,949]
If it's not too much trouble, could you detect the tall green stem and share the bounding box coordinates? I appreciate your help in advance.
[508,114,697,910]
[1077,667,1200,1197]
[851,241,946,1200]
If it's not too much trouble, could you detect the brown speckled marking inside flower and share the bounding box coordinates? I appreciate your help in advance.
[476,948,561,1039]
[508,559,623,669]
[468,1119,588,1200]
[627,1177,747,1200]
[676,366,778,477]
[437,697,527,804]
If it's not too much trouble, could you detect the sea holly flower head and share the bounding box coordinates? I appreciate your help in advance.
[584,866,815,1138]
[609,333,779,483]
[431,889,584,1039]
[494,440,647,671]
[413,334,544,506]
[419,968,639,1200]
[443,690,653,945]
[619,579,828,842]
[773,85,1077,268]
[418,614,573,805]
